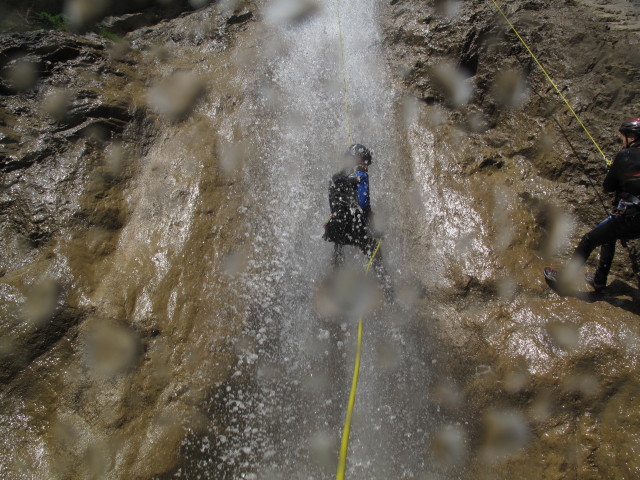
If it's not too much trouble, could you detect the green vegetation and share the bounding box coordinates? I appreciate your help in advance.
[35,12,70,31]
[33,11,120,42]
[97,29,120,41]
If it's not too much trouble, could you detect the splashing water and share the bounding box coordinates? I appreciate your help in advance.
[169,1,438,478]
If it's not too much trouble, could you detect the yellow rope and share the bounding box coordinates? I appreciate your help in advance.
[336,0,353,145]
[336,239,382,480]
[490,0,611,166]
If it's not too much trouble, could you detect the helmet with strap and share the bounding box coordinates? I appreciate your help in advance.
[620,118,640,147]
[347,143,372,165]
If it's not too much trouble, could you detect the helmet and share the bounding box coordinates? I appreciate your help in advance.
[619,118,640,137]
[347,143,372,165]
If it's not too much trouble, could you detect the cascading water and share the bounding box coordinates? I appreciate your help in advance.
[167,1,439,478]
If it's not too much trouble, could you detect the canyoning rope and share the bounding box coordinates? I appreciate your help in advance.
[336,0,353,145]
[489,0,612,166]
[336,238,382,480]
[333,2,383,477]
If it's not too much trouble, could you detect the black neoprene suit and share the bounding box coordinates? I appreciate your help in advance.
[569,145,640,284]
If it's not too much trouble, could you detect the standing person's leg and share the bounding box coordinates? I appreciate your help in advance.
[566,216,618,274]
[591,241,616,287]
[567,213,640,286]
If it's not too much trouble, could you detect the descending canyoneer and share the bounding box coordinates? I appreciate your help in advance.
[323,143,392,299]
[545,118,640,292]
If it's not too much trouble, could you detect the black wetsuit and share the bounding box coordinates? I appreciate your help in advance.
[323,167,391,297]
[570,145,640,284]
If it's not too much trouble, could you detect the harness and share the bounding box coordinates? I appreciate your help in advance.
[615,193,640,217]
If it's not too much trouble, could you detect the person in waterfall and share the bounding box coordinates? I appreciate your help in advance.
[323,143,392,299]
[544,118,640,291]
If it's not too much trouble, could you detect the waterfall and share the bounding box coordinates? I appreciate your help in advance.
[172,1,437,478]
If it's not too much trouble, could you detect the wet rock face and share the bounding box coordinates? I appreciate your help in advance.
[0,29,140,387]
[1,0,640,478]
[0,3,258,477]
[383,0,640,478]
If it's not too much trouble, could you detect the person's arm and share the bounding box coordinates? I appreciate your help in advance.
[356,171,370,212]
[602,151,622,193]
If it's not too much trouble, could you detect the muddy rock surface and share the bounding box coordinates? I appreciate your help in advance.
[382,0,640,478]
[1,0,640,479]
[1,3,259,479]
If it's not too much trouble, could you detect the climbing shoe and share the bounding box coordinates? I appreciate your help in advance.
[543,267,559,284]
[543,267,572,295]
[584,272,606,292]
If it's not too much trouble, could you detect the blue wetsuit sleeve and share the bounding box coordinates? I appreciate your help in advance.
[355,171,370,210]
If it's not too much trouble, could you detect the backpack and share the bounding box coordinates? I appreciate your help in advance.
[323,169,364,244]
[328,169,359,214]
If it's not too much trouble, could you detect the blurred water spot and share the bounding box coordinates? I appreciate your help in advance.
[492,69,528,108]
[218,140,247,177]
[82,123,109,143]
[401,95,421,127]
[493,188,514,253]
[431,381,463,411]
[496,276,517,302]
[108,39,132,61]
[396,278,424,311]
[503,369,529,394]
[148,71,204,120]
[481,409,530,463]
[222,248,249,277]
[530,389,554,422]
[53,418,80,449]
[3,57,39,92]
[82,440,110,478]
[302,371,329,395]
[546,321,579,351]
[104,142,127,178]
[466,111,490,134]
[374,339,401,372]
[545,210,575,257]
[64,0,109,30]
[563,374,600,397]
[622,330,640,355]
[454,234,473,258]
[23,278,60,328]
[313,266,380,320]
[430,62,472,107]
[538,130,555,156]
[217,0,241,15]
[148,44,170,63]
[309,430,336,470]
[434,0,463,18]
[263,0,321,26]
[431,424,467,468]
[424,105,446,128]
[41,88,71,121]
[83,322,140,376]
[257,361,284,383]
[189,0,213,8]
[370,206,390,235]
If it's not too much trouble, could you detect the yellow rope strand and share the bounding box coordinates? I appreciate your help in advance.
[336,239,382,480]
[490,0,611,166]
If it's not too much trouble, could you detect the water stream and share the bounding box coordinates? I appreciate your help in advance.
[163,1,438,478]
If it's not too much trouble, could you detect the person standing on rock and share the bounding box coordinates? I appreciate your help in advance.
[545,118,640,292]
[323,143,392,299]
